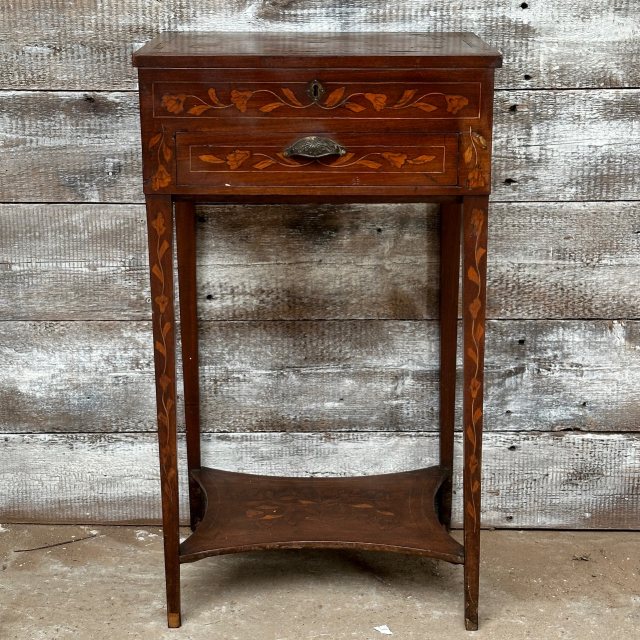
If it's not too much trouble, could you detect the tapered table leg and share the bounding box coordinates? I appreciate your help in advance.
[175,200,203,531]
[438,201,462,530]
[462,196,488,631]
[146,194,181,628]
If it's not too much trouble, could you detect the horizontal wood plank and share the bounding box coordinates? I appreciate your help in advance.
[0,92,142,203]
[2,202,639,321]
[2,431,638,529]
[3,2,639,531]
[2,90,638,203]
[2,1,638,90]
[494,90,640,202]
[1,320,638,434]
[0,204,150,320]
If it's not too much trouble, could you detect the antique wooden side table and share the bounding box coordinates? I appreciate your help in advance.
[133,32,502,631]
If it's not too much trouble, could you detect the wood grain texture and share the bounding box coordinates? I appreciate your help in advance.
[494,90,640,202]
[1,320,639,435]
[2,4,638,532]
[0,203,149,320]
[2,1,638,90]
[180,466,465,562]
[145,195,181,626]
[139,38,497,627]
[2,90,638,202]
[175,201,204,529]
[2,431,638,529]
[133,31,501,68]
[2,202,638,321]
[461,198,488,629]
[0,202,438,320]
[0,91,141,203]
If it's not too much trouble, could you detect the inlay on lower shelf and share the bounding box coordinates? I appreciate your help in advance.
[133,31,502,631]
[180,467,464,563]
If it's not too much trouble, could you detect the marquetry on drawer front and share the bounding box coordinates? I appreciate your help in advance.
[153,78,481,122]
[175,131,459,189]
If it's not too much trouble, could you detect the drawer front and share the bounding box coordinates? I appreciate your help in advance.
[175,131,459,189]
[155,80,481,122]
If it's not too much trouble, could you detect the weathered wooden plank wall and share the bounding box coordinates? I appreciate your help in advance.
[1,1,639,528]
[3,433,639,529]
[2,1,638,90]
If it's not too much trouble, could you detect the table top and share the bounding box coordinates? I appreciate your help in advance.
[132,32,502,69]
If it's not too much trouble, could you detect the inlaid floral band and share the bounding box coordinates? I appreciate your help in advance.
[148,128,172,190]
[463,129,490,189]
[465,207,487,534]
[146,128,488,191]
[148,206,176,490]
[160,86,471,116]
[194,149,440,171]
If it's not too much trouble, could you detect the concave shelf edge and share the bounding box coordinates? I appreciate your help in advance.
[179,466,464,564]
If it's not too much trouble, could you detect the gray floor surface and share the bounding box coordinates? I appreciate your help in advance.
[0,525,638,639]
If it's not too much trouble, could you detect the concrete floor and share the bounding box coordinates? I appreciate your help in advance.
[0,526,638,639]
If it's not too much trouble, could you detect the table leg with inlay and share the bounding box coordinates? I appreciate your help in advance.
[145,194,182,628]
[462,195,489,631]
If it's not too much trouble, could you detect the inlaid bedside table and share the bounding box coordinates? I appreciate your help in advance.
[132,32,502,630]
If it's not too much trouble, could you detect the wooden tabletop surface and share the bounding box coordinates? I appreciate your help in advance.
[133,32,503,68]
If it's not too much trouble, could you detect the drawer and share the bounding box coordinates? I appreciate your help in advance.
[154,77,481,122]
[175,131,459,189]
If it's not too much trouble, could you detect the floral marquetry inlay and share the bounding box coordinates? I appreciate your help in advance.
[134,31,502,631]
[146,204,177,514]
[464,207,487,534]
[462,128,491,189]
[196,148,439,171]
[159,86,472,117]
[147,128,173,190]
[242,487,399,531]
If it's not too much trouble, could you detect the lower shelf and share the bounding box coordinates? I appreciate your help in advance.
[179,466,464,564]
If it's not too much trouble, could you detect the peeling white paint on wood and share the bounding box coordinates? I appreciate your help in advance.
[1,2,639,528]
[1,320,638,434]
[2,202,639,321]
[2,432,638,529]
[493,90,640,202]
[1,1,638,90]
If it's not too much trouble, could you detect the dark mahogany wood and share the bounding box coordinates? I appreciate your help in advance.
[175,200,203,530]
[133,32,501,631]
[438,201,462,531]
[133,32,503,69]
[180,467,464,564]
[152,75,484,122]
[176,131,459,190]
[145,194,181,628]
[462,195,489,631]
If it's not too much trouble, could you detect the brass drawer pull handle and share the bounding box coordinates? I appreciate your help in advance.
[283,136,347,159]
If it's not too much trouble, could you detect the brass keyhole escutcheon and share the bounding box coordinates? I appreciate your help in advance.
[306,79,325,102]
